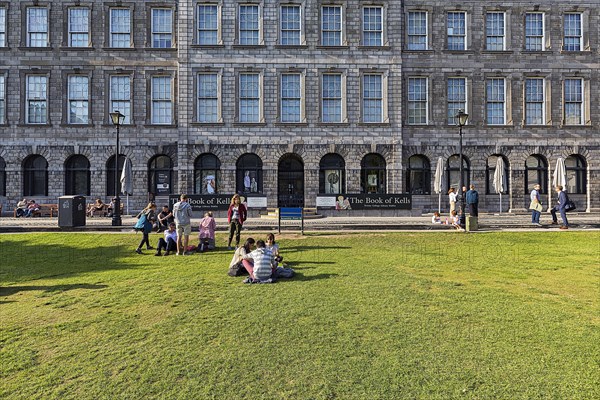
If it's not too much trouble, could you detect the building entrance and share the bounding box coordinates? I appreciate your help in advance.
[278,154,304,208]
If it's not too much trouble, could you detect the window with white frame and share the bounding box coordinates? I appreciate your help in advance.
[447,77,467,124]
[564,78,583,125]
[563,13,582,51]
[151,8,173,48]
[322,73,343,123]
[525,12,544,51]
[281,73,302,123]
[280,5,301,45]
[27,7,48,47]
[239,4,260,45]
[197,73,219,123]
[447,12,466,50]
[407,11,427,50]
[151,76,172,124]
[0,75,5,124]
[321,6,342,46]
[239,73,261,123]
[486,78,506,125]
[525,78,544,125]
[110,8,131,48]
[407,77,427,125]
[0,7,6,47]
[26,75,48,124]
[197,4,219,45]
[68,76,89,124]
[68,8,89,47]
[362,74,383,123]
[362,6,382,46]
[110,76,131,124]
[486,12,505,50]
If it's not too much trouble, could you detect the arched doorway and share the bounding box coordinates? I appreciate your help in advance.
[278,154,304,207]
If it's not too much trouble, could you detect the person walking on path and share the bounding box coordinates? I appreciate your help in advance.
[448,188,457,215]
[550,185,569,229]
[529,184,543,226]
[173,194,193,255]
[227,194,247,250]
[466,184,479,217]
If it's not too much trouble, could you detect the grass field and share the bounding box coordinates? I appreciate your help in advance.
[0,231,598,399]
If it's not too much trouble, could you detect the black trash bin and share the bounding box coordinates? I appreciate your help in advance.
[58,196,86,227]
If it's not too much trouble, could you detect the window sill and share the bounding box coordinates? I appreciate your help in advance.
[59,46,95,51]
[481,50,514,54]
[317,122,350,126]
[233,122,267,127]
[402,48,434,53]
[358,45,391,50]
[358,122,391,127]
[560,50,592,54]
[522,49,552,54]
[143,124,178,128]
[17,123,52,127]
[232,44,265,49]
[441,49,474,54]
[190,122,224,126]
[274,44,308,49]
[191,44,225,49]
[143,47,178,51]
[316,45,350,50]
[0,47,11,51]
[561,124,593,128]
[18,46,52,51]
[60,123,94,127]
[274,122,308,127]
[101,47,137,51]
[101,123,135,127]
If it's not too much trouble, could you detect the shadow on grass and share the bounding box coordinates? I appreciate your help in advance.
[0,283,108,297]
[293,272,340,281]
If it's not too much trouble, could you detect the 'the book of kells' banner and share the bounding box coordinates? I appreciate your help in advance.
[168,195,267,211]
[316,194,412,210]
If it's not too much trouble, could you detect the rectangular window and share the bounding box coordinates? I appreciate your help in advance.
[26,75,48,124]
[68,76,89,124]
[68,8,89,47]
[27,7,48,47]
[564,78,583,125]
[151,8,173,48]
[0,7,6,47]
[281,73,301,123]
[197,73,219,123]
[447,12,466,50]
[407,11,427,50]
[322,74,342,123]
[486,78,506,125]
[110,76,131,124]
[525,12,544,51]
[239,5,260,45]
[198,4,219,45]
[362,74,383,123]
[151,76,172,124]
[362,6,382,46]
[486,12,505,51]
[525,78,544,125]
[110,8,131,48]
[280,5,301,45]
[447,78,467,124]
[407,77,427,125]
[563,13,582,51]
[321,6,342,46]
[0,75,5,124]
[239,73,260,123]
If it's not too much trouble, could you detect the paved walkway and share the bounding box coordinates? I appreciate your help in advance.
[1,212,598,233]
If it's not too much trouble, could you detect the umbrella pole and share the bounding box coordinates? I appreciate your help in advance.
[499,193,502,214]
[126,194,129,216]
[438,193,441,213]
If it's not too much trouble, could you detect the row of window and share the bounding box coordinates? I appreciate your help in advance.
[2,72,592,126]
[0,5,595,51]
[3,153,586,199]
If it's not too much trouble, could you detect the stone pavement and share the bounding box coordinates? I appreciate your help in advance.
[0,212,598,233]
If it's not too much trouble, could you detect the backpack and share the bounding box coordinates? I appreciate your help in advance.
[228,262,248,277]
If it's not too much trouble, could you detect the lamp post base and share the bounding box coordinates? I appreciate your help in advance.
[111,216,122,226]
[111,197,122,226]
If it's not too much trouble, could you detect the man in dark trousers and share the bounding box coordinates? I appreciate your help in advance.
[466,184,479,217]
[550,185,569,229]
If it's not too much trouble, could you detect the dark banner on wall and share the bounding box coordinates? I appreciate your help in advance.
[168,195,267,211]
[316,194,412,210]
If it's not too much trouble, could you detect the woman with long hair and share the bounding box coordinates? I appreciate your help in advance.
[135,202,157,254]
[227,194,247,250]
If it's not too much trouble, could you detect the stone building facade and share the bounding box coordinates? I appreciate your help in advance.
[0,1,598,215]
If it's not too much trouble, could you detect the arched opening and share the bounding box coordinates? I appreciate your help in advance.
[194,153,221,194]
[319,153,345,194]
[361,153,386,194]
[278,154,304,207]
[65,155,90,195]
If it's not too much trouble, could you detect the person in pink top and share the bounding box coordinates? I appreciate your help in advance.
[198,211,216,251]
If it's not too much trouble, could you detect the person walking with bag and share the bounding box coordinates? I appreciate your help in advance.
[227,194,247,250]
[550,185,570,230]
[134,202,157,254]
[529,184,543,226]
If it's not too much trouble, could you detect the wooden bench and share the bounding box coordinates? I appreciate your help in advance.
[278,207,304,234]
[89,203,124,217]
[14,204,58,218]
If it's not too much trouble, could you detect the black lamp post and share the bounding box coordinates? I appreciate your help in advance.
[110,110,125,226]
[455,109,469,226]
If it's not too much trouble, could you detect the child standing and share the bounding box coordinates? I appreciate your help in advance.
[199,211,216,251]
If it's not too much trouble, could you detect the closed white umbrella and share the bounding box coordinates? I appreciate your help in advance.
[493,157,505,213]
[552,157,566,189]
[120,157,133,215]
[433,157,444,213]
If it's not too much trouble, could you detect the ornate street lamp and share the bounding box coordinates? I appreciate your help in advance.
[110,110,126,226]
[455,109,469,226]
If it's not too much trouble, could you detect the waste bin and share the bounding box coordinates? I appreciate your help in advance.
[58,196,86,227]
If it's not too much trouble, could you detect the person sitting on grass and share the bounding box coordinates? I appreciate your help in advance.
[265,233,283,264]
[229,237,256,276]
[155,223,177,256]
[450,210,463,231]
[155,205,174,233]
[198,211,216,251]
[242,240,277,281]
[431,212,442,224]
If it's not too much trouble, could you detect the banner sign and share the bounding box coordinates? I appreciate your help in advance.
[316,194,412,210]
[168,195,268,211]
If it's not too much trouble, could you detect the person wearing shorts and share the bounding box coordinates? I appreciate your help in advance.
[173,194,193,255]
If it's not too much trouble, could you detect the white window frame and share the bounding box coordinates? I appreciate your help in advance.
[68,7,90,47]
[524,12,544,51]
[280,72,304,123]
[447,11,466,50]
[321,73,346,123]
[407,77,428,125]
[151,8,173,49]
[197,72,221,123]
[26,75,48,124]
[407,11,427,50]
[362,6,383,47]
[563,78,584,125]
[362,73,387,124]
[563,13,583,51]
[109,8,132,48]
[67,75,89,124]
[321,5,344,46]
[447,77,468,125]
[524,77,545,126]
[27,7,49,47]
[486,11,505,51]
[486,78,506,125]
[238,4,262,46]
[151,76,173,125]
[0,74,5,124]
[280,4,302,46]
[109,75,132,124]
[0,6,7,47]
[197,4,221,45]
[238,72,263,123]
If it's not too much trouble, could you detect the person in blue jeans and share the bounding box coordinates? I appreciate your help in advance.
[550,185,569,229]
[529,184,542,226]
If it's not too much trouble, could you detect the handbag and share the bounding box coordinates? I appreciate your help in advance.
[529,201,543,212]
[564,200,576,212]
[134,213,148,230]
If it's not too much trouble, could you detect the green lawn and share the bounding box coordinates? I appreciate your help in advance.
[1,232,598,399]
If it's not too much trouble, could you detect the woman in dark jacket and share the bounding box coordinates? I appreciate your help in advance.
[226,194,247,250]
